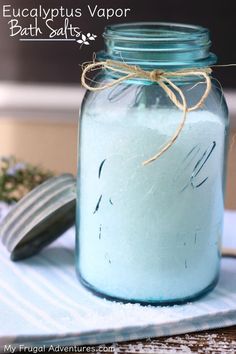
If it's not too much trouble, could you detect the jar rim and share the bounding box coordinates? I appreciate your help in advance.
[104,22,209,43]
[100,22,217,69]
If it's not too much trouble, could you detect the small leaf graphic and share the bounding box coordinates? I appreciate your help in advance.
[87,33,91,37]
[77,40,83,43]
[84,41,90,45]
[93,34,97,38]
[82,34,86,41]
[89,37,95,40]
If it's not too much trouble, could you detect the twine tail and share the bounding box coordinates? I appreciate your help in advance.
[143,78,188,165]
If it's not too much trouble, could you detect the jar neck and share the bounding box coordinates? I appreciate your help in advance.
[98,22,217,70]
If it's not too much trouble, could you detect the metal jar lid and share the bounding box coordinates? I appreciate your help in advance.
[0,174,76,261]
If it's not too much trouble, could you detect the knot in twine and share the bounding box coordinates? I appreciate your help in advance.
[81,59,212,165]
[149,69,165,81]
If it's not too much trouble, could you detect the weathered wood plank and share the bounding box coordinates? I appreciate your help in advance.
[112,326,236,353]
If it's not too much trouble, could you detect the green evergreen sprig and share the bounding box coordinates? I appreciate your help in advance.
[0,156,54,203]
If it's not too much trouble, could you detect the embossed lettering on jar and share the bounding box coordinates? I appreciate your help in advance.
[76,23,229,304]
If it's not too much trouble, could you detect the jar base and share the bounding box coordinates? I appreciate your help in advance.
[77,272,219,306]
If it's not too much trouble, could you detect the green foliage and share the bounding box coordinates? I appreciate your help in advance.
[0,156,53,203]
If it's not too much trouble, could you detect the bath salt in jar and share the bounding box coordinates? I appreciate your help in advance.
[77,22,229,304]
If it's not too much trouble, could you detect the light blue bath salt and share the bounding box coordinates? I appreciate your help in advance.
[77,107,225,303]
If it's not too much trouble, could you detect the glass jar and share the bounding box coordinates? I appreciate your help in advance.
[76,23,229,304]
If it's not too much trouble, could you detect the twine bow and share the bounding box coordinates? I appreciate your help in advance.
[81,60,212,165]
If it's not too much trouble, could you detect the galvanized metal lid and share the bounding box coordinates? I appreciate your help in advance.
[0,174,76,261]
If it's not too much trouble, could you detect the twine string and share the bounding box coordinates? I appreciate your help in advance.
[81,60,213,165]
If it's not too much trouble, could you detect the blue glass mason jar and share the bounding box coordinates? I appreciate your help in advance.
[76,23,229,304]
